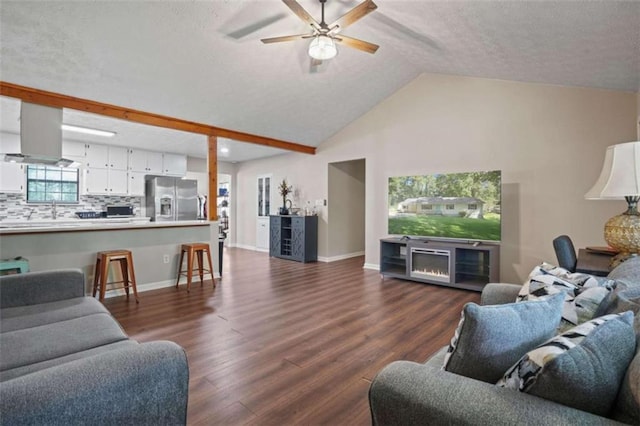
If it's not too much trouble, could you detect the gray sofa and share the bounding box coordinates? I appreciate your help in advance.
[370,257,640,425]
[0,269,189,425]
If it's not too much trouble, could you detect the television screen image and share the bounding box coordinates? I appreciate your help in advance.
[388,170,501,242]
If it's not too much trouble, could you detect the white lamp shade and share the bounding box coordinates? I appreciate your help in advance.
[308,35,337,60]
[585,141,640,199]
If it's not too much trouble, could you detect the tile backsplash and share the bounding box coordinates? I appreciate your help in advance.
[0,193,144,221]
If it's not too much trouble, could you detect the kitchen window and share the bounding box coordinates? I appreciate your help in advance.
[26,165,79,203]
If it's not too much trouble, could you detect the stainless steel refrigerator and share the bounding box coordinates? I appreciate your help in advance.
[145,177,198,222]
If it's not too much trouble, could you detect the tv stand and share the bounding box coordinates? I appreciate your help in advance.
[380,238,500,292]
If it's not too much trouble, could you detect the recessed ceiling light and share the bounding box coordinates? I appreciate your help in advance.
[220,147,229,154]
[62,124,116,137]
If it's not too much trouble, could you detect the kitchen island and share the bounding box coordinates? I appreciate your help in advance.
[0,218,208,234]
[0,219,218,298]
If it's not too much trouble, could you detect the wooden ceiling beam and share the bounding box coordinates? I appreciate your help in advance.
[0,81,316,156]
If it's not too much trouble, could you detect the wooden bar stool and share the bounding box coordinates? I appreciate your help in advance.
[93,249,139,303]
[176,243,215,292]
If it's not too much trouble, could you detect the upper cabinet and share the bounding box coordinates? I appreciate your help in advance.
[62,141,87,166]
[46,141,188,196]
[84,143,108,168]
[84,144,127,170]
[108,146,128,170]
[0,133,24,193]
[163,153,187,176]
[0,163,24,193]
[128,149,163,174]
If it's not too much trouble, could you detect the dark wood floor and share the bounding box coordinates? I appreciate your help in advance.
[104,248,480,425]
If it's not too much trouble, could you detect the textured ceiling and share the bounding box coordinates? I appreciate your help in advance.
[1,0,639,161]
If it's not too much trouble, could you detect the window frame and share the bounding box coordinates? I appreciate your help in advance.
[26,165,80,204]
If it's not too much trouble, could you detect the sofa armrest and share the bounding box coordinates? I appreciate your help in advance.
[369,361,624,426]
[0,341,189,425]
[480,283,522,306]
[0,269,85,308]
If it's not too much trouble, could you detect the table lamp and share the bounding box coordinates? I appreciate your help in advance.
[585,141,640,268]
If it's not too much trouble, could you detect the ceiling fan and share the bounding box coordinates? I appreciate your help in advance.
[261,0,379,61]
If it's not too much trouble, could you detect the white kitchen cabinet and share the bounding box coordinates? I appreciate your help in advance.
[85,168,107,194]
[108,146,128,170]
[128,171,147,196]
[85,168,128,195]
[147,152,164,173]
[109,169,128,194]
[0,163,25,193]
[62,141,87,166]
[84,144,109,169]
[84,144,128,195]
[128,149,163,174]
[84,144,127,170]
[162,153,187,176]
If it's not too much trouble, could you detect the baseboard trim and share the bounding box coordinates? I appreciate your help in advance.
[363,263,380,271]
[104,274,221,299]
[234,243,269,253]
[319,251,365,263]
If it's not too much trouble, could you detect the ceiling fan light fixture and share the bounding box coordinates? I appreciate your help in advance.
[308,35,337,60]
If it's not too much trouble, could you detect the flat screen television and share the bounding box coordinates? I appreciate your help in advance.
[388,170,501,242]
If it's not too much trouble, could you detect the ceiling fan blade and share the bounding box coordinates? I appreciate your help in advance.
[329,0,377,33]
[282,0,321,30]
[334,35,379,54]
[261,34,310,44]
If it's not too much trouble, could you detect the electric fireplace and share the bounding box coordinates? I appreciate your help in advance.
[409,247,451,283]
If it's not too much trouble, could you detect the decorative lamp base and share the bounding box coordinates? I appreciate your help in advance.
[604,212,640,253]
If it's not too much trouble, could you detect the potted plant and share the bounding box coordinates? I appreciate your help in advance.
[278,179,293,215]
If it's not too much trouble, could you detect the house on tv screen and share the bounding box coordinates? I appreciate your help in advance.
[397,197,486,218]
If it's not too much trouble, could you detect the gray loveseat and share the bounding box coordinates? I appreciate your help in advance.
[369,257,640,425]
[0,269,189,425]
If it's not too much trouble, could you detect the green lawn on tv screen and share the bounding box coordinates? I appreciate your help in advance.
[388,213,501,241]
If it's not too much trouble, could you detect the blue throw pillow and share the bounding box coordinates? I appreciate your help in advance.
[498,312,636,417]
[442,292,564,383]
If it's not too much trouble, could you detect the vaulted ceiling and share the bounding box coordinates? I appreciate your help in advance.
[1,1,639,161]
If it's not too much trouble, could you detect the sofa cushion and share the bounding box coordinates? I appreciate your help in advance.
[597,284,640,424]
[442,292,564,384]
[0,340,139,382]
[0,297,109,332]
[614,349,640,424]
[518,262,614,331]
[498,312,636,417]
[0,313,128,371]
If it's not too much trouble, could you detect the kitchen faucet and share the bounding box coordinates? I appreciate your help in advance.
[51,200,57,220]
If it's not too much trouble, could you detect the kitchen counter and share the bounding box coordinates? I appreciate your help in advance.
[0,219,218,297]
[0,218,210,234]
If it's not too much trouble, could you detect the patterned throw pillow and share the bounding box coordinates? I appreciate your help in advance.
[497,311,636,417]
[442,292,564,384]
[518,262,615,331]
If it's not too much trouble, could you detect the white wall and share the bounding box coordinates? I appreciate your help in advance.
[233,73,638,283]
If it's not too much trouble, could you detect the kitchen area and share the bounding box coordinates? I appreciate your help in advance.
[0,96,224,296]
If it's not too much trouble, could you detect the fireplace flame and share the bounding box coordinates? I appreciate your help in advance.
[413,268,449,278]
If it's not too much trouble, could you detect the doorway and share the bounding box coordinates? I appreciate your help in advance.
[327,159,366,261]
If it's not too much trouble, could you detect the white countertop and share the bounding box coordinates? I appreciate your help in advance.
[0,218,211,234]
